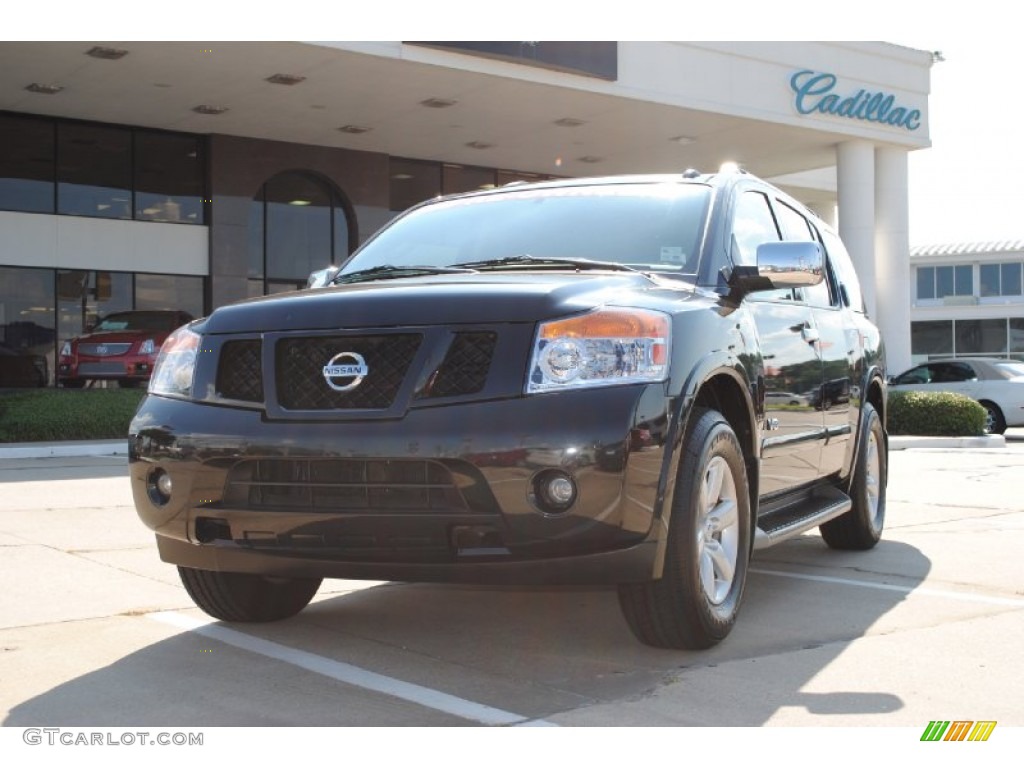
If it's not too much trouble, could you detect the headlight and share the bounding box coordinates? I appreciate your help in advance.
[59,341,71,357]
[149,325,200,398]
[139,338,156,355]
[526,308,670,393]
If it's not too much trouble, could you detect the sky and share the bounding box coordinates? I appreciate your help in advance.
[899,33,1021,247]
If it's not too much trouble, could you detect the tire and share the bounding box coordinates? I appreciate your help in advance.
[618,408,752,650]
[177,566,321,622]
[61,379,85,389]
[820,402,886,550]
[980,401,1006,435]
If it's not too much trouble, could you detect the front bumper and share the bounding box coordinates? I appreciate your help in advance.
[59,355,155,381]
[129,384,673,585]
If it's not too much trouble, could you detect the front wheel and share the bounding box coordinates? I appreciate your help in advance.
[980,401,1006,435]
[177,567,322,622]
[820,402,886,550]
[618,408,752,650]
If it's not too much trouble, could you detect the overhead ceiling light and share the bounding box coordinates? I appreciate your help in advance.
[25,83,63,95]
[577,155,603,163]
[670,135,695,145]
[266,73,306,86]
[289,199,312,206]
[465,141,494,150]
[338,124,372,134]
[554,117,585,128]
[391,173,414,180]
[192,105,228,115]
[86,46,129,60]
[420,97,457,109]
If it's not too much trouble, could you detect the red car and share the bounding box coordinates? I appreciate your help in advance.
[58,310,194,388]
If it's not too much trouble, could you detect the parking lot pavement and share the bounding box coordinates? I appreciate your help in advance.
[0,439,1022,735]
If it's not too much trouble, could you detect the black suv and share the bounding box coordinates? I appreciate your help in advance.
[129,169,887,649]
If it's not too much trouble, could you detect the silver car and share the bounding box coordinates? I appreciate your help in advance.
[889,357,1024,434]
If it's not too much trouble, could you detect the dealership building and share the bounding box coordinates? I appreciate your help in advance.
[0,41,934,386]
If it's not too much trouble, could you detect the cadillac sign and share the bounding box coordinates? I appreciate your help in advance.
[790,70,922,131]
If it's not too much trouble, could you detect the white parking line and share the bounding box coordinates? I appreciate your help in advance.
[147,611,555,726]
[751,568,1024,607]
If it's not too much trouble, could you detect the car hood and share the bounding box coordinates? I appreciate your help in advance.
[200,272,690,334]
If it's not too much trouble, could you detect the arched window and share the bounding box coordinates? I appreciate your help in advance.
[248,171,355,296]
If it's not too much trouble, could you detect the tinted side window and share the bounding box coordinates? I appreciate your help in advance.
[774,200,816,241]
[894,365,930,384]
[931,362,976,383]
[820,229,865,313]
[732,191,780,266]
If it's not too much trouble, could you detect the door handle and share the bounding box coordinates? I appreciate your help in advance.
[801,326,820,344]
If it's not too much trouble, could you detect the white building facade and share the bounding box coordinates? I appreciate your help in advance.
[908,241,1024,368]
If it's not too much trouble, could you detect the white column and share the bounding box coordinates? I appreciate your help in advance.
[836,141,877,320]
[874,147,912,375]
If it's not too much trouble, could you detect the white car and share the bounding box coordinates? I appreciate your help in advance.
[889,357,1024,434]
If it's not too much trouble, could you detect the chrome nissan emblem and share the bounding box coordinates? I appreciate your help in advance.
[322,351,368,392]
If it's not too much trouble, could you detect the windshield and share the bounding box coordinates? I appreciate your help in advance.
[341,183,711,278]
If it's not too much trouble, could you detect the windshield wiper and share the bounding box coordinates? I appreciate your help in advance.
[453,254,640,273]
[332,264,477,285]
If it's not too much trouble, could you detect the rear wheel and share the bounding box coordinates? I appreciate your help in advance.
[980,401,1006,435]
[177,567,321,622]
[820,402,886,550]
[618,408,751,649]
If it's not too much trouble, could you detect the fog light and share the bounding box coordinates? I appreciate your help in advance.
[531,470,578,514]
[147,468,172,505]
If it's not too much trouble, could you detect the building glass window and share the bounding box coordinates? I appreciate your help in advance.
[390,158,441,214]
[1003,263,1023,296]
[954,265,973,296]
[57,123,132,219]
[0,267,55,387]
[135,273,205,319]
[0,114,55,214]
[956,319,1007,356]
[248,188,265,279]
[1010,318,1024,355]
[911,320,953,357]
[917,266,935,300]
[134,131,205,224]
[249,171,355,295]
[266,173,333,282]
[56,270,133,345]
[979,264,999,297]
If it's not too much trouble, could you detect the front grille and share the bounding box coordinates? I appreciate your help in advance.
[78,362,126,375]
[422,332,496,398]
[217,340,263,402]
[276,334,421,410]
[223,458,468,512]
[79,343,131,357]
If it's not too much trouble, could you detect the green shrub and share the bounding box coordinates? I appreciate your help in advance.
[888,390,987,437]
[0,389,146,443]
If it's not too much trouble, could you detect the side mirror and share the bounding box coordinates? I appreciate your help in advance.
[306,266,340,289]
[727,241,824,297]
[755,241,824,288]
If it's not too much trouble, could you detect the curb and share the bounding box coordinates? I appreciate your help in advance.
[888,434,1006,451]
[0,440,129,459]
